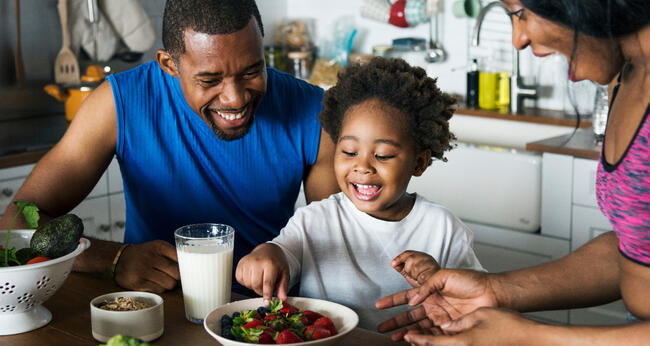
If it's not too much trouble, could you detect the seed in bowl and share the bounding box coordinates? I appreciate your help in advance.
[96,296,151,311]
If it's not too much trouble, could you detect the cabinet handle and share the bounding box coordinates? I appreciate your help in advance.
[114,221,125,229]
[1,188,13,197]
[99,224,111,232]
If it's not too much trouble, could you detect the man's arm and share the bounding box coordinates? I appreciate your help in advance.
[302,129,339,204]
[0,81,180,293]
[0,80,117,228]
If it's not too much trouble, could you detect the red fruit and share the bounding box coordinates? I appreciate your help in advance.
[279,302,299,316]
[302,310,323,324]
[264,314,279,321]
[259,330,275,344]
[275,329,303,344]
[304,325,332,340]
[26,257,51,264]
[252,312,262,320]
[313,317,337,335]
[242,320,264,329]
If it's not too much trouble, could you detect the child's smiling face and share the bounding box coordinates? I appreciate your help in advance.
[334,98,430,221]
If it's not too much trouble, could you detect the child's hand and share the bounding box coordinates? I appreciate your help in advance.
[391,250,440,287]
[235,243,290,305]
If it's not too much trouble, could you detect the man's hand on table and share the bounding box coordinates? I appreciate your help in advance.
[115,240,180,293]
[375,269,498,341]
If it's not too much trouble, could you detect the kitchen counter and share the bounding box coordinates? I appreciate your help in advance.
[1,272,405,346]
[525,128,601,160]
[456,107,592,128]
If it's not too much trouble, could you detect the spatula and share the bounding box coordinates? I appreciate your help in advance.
[54,0,80,85]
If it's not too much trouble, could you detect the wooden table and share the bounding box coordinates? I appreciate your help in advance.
[0,272,406,345]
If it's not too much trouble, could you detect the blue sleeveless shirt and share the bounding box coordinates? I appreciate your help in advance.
[107,62,323,262]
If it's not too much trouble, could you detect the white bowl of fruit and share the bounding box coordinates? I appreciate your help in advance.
[204,297,359,345]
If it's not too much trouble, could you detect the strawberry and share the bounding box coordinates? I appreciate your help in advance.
[279,302,299,316]
[258,330,275,344]
[264,314,279,321]
[302,310,323,324]
[313,317,337,335]
[242,320,265,329]
[251,312,262,320]
[275,329,303,344]
[304,325,332,341]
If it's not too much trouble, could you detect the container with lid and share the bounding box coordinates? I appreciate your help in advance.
[288,51,312,81]
[43,65,106,123]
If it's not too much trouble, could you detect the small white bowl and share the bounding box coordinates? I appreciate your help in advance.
[90,291,164,343]
[204,297,359,346]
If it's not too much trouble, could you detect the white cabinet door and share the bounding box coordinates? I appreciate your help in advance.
[107,158,123,194]
[72,197,112,241]
[109,193,126,243]
[0,164,35,216]
[466,221,571,324]
[572,158,599,208]
[570,205,626,325]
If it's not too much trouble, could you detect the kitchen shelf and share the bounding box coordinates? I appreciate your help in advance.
[456,107,592,128]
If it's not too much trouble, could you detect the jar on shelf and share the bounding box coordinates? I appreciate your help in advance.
[264,45,287,72]
[287,51,312,81]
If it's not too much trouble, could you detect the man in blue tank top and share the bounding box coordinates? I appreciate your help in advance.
[0,0,338,293]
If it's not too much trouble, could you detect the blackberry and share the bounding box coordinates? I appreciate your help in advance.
[222,327,235,340]
[221,314,232,326]
[257,306,270,316]
[232,311,240,318]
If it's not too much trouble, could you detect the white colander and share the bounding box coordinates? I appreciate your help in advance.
[0,229,90,335]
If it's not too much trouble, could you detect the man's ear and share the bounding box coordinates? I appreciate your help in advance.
[413,149,432,177]
[156,49,179,77]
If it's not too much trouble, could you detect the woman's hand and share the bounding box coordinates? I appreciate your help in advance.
[403,307,541,346]
[376,269,498,340]
[391,250,441,287]
[235,243,290,304]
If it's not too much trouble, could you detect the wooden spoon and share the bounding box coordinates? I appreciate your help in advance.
[54,0,80,85]
[13,0,24,87]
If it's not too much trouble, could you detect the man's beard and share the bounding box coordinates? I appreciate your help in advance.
[206,113,255,141]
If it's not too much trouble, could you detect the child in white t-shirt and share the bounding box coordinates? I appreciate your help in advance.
[236,57,483,330]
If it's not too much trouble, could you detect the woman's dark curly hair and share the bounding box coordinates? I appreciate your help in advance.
[319,57,456,165]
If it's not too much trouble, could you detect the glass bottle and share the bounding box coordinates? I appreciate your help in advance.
[466,59,479,108]
[592,84,609,142]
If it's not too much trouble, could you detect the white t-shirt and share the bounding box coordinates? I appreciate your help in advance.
[269,192,484,331]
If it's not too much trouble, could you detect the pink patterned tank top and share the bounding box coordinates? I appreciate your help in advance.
[596,104,650,266]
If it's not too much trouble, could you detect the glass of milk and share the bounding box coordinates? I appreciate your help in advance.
[174,223,235,324]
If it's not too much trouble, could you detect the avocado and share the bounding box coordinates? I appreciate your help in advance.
[30,214,84,258]
[15,247,34,264]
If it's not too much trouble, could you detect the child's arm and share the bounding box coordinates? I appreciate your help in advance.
[391,250,441,287]
[235,243,290,305]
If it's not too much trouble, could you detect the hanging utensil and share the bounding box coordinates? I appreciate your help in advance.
[87,0,98,62]
[54,0,80,85]
[425,12,447,63]
[13,0,25,87]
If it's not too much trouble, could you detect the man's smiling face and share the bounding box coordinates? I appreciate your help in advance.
[170,17,267,140]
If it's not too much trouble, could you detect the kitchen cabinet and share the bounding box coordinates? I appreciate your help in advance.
[466,221,571,324]
[540,153,627,325]
[0,158,126,243]
[0,164,35,216]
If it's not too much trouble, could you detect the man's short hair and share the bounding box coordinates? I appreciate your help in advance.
[162,0,264,59]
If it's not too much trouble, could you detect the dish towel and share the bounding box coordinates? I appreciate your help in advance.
[68,0,155,61]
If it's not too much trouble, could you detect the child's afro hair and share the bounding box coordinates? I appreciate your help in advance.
[318,57,456,165]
